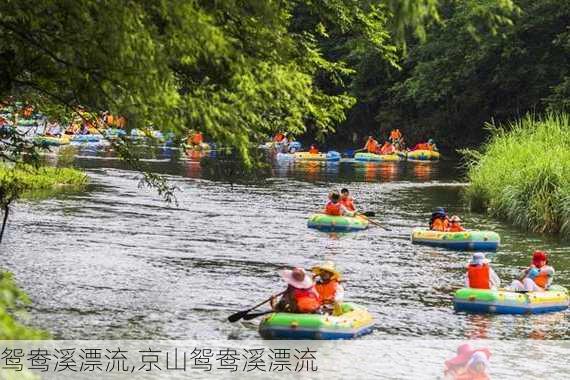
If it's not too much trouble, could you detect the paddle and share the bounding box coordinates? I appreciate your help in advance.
[357,213,392,231]
[361,211,376,217]
[242,310,275,320]
[227,291,286,323]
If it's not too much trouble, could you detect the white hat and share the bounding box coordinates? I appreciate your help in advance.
[279,268,314,289]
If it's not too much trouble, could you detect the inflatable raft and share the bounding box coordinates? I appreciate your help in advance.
[34,135,70,146]
[453,286,569,314]
[407,149,440,161]
[71,134,103,143]
[354,152,404,162]
[294,151,341,162]
[308,214,368,232]
[259,302,374,340]
[411,228,500,251]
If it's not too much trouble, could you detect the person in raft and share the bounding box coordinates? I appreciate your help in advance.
[411,138,438,151]
[465,252,501,290]
[444,344,491,380]
[363,136,380,154]
[340,188,356,212]
[325,191,356,217]
[429,207,449,231]
[447,215,465,232]
[311,261,344,313]
[380,141,396,155]
[271,267,321,314]
[309,144,319,154]
[509,250,554,292]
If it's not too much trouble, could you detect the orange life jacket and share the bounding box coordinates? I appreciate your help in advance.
[455,369,490,380]
[431,218,448,231]
[414,143,430,151]
[309,146,319,154]
[380,142,395,154]
[315,280,339,304]
[390,129,402,141]
[367,139,378,153]
[448,224,465,232]
[273,133,285,142]
[340,197,355,211]
[325,201,342,216]
[467,264,491,289]
[191,132,203,145]
[293,287,321,313]
[534,269,549,289]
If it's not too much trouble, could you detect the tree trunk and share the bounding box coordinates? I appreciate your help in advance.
[0,205,9,244]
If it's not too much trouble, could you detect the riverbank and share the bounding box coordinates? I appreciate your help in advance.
[0,163,86,339]
[464,113,570,236]
[0,164,88,194]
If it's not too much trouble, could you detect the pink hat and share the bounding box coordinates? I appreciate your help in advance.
[279,268,314,289]
[445,344,491,367]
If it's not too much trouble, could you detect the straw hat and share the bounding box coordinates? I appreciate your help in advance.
[311,261,342,280]
[279,268,314,289]
[450,215,461,222]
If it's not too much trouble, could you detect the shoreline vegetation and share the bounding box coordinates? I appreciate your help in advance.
[463,113,570,237]
[0,163,86,339]
[0,164,88,195]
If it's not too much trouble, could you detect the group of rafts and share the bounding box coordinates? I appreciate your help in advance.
[268,129,441,163]
[232,188,569,341]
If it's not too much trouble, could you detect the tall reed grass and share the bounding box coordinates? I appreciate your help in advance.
[463,113,570,236]
[0,164,87,192]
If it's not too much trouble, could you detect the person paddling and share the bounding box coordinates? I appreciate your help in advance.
[270,268,321,314]
[465,253,501,290]
[312,261,344,314]
[325,191,356,217]
[509,250,555,292]
[340,188,356,212]
[429,207,449,231]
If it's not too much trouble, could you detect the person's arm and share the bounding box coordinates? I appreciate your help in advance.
[335,284,345,302]
[341,204,355,217]
[490,267,501,288]
[465,272,470,288]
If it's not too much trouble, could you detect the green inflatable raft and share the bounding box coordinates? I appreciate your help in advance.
[259,302,374,339]
[454,286,569,314]
[307,213,368,232]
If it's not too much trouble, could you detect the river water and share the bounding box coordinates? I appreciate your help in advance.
[2,150,570,346]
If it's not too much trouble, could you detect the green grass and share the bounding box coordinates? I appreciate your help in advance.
[463,113,570,236]
[0,164,88,194]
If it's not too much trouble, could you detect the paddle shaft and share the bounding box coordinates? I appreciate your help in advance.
[358,213,392,231]
[227,290,286,322]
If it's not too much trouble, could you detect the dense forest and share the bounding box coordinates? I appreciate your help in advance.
[326,0,570,149]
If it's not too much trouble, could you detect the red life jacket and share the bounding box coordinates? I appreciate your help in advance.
[467,264,491,289]
[293,287,321,313]
[325,201,342,216]
[315,280,339,304]
[340,197,355,211]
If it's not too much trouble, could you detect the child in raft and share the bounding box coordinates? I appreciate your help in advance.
[447,215,465,232]
[509,250,555,292]
[465,252,501,290]
[340,188,356,212]
[309,144,319,154]
[363,136,380,154]
[312,261,344,314]
[325,191,356,217]
[429,207,449,231]
[271,267,321,314]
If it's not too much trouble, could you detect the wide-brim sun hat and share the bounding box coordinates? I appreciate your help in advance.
[311,261,342,280]
[279,268,314,289]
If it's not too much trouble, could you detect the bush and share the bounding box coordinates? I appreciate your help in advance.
[463,113,570,236]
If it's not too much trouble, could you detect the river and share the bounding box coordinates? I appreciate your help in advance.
[2,150,570,345]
